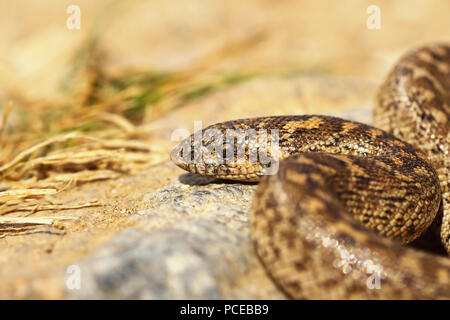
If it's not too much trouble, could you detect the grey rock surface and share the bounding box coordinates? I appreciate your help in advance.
[67,173,284,299]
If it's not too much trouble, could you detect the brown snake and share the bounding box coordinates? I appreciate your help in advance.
[171,44,450,299]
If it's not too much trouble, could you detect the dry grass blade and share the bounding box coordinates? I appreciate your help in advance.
[0,188,57,203]
[30,149,115,166]
[0,216,75,226]
[95,112,136,133]
[0,101,13,142]
[48,170,123,183]
[0,216,74,239]
[1,132,85,174]
[0,200,101,216]
[0,17,265,234]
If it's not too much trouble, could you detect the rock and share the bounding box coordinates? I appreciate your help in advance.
[67,174,284,299]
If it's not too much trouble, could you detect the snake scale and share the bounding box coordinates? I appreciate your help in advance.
[171,44,450,299]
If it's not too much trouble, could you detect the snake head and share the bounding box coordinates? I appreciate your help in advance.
[171,125,281,181]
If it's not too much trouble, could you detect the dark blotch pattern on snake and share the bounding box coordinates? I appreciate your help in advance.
[171,44,450,299]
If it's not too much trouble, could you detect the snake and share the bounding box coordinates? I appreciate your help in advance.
[171,44,450,299]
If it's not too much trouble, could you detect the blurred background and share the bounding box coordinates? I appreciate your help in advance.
[2,0,450,98]
[0,0,449,299]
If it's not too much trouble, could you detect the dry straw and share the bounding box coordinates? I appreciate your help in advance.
[0,17,266,235]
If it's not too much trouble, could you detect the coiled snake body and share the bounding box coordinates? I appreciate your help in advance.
[172,44,450,299]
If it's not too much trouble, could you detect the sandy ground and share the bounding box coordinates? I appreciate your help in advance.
[0,0,449,298]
